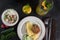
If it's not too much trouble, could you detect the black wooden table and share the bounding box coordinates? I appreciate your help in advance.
[0,0,59,40]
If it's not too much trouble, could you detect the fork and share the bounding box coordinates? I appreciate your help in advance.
[43,17,50,40]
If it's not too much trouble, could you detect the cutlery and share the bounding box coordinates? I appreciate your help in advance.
[44,17,52,40]
[48,18,52,40]
[43,17,50,40]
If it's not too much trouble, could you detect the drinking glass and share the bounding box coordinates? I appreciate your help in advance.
[36,0,54,16]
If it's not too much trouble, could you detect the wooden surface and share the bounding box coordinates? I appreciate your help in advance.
[0,0,57,40]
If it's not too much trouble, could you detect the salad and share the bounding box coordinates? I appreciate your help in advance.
[1,9,19,26]
[4,11,17,24]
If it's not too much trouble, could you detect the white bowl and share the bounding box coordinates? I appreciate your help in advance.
[17,16,45,40]
[1,9,19,26]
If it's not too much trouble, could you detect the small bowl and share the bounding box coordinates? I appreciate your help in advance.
[1,9,19,26]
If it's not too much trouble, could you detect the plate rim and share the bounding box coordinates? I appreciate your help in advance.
[17,16,45,40]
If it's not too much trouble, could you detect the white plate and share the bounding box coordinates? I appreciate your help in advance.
[1,9,19,26]
[17,16,45,40]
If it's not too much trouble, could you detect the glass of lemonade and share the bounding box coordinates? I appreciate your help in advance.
[36,0,54,16]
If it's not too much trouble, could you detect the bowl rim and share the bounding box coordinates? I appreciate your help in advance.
[1,9,19,26]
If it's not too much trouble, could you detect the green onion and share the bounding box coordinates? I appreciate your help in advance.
[1,28,14,35]
[6,32,16,39]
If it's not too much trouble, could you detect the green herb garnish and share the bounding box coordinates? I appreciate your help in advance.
[1,28,14,35]
[6,32,16,39]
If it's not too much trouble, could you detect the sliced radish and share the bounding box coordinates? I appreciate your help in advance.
[1,24,8,29]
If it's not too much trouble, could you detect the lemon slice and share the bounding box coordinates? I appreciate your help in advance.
[22,4,32,14]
